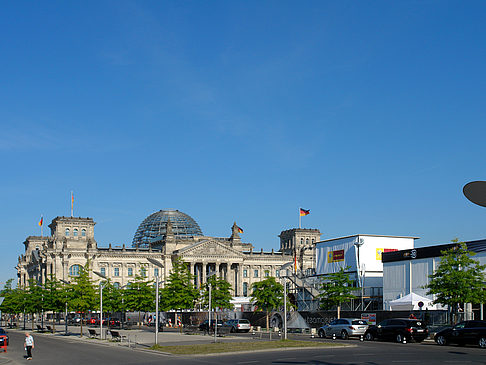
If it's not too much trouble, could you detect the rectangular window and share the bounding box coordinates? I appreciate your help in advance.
[127,267,133,276]
[141,267,147,277]
[276,270,280,277]
[154,268,159,277]
[254,269,259,278]
[243,269,248,278]
[114,268,119,277]
[264,270,269,277]
[100,267,106,277]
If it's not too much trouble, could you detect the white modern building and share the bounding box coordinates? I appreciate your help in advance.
[382,239,486,316]
[315,234,417,308]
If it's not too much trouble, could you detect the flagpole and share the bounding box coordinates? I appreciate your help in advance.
[40,215,43,237]
[299,208,301,229]
[71,191,73,217]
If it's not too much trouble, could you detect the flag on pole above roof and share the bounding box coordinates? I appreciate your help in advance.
[299,208,310,216]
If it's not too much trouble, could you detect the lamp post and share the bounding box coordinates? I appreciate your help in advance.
[93,271,107,340]
[206,270,217,342]
[279,262,293,340]
[147,258,164,346]
[60,279,70,335]
[354,239,365,311]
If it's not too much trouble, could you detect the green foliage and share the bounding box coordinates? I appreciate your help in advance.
[124,270,155,312]
[426,242,486,312]
[102,282,124,313]
[202,276,233,310]
[68,262,97,315]
[318,267,357,310]
[0,279,25,315]
[43,275,65,313]
[160,258,198,311]
[250,277,284,312]
[24,279,45,315]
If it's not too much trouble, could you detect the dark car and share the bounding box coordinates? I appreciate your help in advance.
[0,328,9,346]
[103,318,121,327]
[435,320,486,348]
[364,318,428,343]
[198,320,224,332]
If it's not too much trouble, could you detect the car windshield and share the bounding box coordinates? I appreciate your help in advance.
[239,320,250,324]
[352,320,368,325]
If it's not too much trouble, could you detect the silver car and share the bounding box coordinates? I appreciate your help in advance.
[318,318,369,340]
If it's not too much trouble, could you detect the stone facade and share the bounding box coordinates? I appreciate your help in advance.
[17,215,320,298]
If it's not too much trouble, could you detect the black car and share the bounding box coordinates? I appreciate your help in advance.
[198,320,224,332]
[364,318,428,343]
[435,320,486,348]
[0,328,9,346]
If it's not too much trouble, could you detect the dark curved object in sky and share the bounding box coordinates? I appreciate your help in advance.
[463,181,486,207]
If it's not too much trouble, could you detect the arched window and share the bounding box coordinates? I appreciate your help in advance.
[306,238,309,245]
[81,229,86,237]
[113,282,120,289]
[312,238,315,244]
[73,228,78,237]
[65,228,70,236]
[301,238,304,245]
[243,282,248,296]
[69,264,81,276]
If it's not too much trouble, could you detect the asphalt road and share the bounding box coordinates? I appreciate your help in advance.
[2,331,486,364]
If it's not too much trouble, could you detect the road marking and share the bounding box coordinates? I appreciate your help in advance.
[237,362,259,364]
[392,361,419,363]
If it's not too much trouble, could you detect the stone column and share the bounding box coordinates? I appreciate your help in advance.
[238,264,243,297]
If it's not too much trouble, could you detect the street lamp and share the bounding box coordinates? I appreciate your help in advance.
[279,262,293,340]
[93,271,107,340]
[60,279,70,335]
[354,239,365,311]
[147,258,164,346]
[206,270,217,342]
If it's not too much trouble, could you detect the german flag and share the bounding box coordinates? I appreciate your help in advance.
[299,208,310,216]
[237,225,244,234]
[38,216,43,227]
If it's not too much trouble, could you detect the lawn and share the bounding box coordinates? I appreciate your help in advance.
[150,339,346,355]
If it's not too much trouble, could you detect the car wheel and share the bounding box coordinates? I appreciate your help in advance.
[396,333,404,343]
[479,337,486,348]
[341,330,349,340]
[364,332,374,341]
[318,329,325,338]
[436,335,448,346]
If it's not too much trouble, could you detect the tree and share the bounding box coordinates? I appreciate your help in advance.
[426,241,486,323]
[0,279,24,324]
[68,262,97,336]
[318,266,357,318]
[250,277,284,338]
[124,270,155,327]
[202,276,233,310]
[43,275,65,332]
[160,258,198,311]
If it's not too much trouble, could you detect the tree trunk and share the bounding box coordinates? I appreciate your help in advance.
[80,314,83,337]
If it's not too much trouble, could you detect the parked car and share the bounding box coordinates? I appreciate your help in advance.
[224,319,251,333]
[87,317,98,326]
[318,318,369,340]
[364,318,428,343]
[435,320,486,348]
[0,328,9,346]
[198,320,224,332]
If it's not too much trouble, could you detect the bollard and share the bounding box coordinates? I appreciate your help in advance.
[332,333,336,340]
[402,336,407,344]
[360,335,364,342]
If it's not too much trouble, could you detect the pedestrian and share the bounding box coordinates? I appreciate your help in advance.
[24,332,34,360]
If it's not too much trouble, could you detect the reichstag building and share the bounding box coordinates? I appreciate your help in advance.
[17,210,320,298]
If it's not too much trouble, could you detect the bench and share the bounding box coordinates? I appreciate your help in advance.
[88,329,99,338]
[36,325,46,332]
[216,325,232,337]
[109,330,126,342]
[46,325,54,333]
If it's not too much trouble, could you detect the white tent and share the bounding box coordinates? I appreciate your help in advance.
[389,293,434,311]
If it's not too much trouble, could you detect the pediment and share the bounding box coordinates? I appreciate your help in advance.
[176,240,244,259]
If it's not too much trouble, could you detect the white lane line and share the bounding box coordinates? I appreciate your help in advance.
[392,361,419,363]
[237,362,259,364]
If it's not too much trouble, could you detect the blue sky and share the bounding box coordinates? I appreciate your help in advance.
[2,0,486,284]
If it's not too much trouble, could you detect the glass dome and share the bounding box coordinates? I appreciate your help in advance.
[132,209,203,247]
